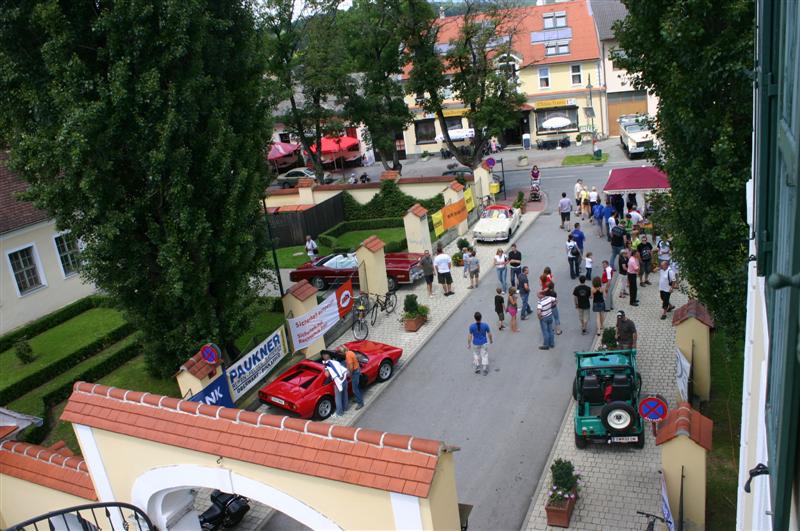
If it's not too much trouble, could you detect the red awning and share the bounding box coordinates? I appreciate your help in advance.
[309,136,360,154]
[603,166,670,194]
[267,142,300,160]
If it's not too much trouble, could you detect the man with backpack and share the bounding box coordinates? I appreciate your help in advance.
[659,261,678,320]
[566,234,581,279]
[609,219,626,271]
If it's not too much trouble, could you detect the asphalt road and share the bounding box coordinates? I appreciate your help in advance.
[264,161,643,531]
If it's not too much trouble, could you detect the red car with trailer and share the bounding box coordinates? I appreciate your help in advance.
[257,340,402,419]
[289,252,424,292]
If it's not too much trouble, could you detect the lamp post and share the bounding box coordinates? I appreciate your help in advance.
[262,198,284,297]
[586,75,595,134]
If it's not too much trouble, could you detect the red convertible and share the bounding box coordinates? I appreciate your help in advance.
[258,340,402,419]
[289,252,424,292]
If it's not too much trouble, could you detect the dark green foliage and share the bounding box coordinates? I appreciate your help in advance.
[0,2,273,377]
[613,0,753,334]
[403,293,419,315]
[513,191,526,210]
[456,238,470,250]
[0,324,134,405]
[602,327,618,349]
[548,458,580,502]
[384,239,408,254]
[0,296,106,353]
[319,217,406,249]
[14,340,35,364]
[343,180,444,220]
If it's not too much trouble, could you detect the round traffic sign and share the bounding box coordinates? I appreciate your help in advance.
[200,343,221,365]
[486,157,496,168]
[638,395,668,422]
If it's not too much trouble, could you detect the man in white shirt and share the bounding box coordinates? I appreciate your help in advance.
[305,235,318,259]
[321,350,349,417]
[658,261,677,320]
[433,246,454,296]
[629,209,644,225]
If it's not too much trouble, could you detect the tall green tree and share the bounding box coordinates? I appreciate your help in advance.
[0,0,273,376]
[612,0,753,334]
[337,0,412,172]
[403,0,526,169]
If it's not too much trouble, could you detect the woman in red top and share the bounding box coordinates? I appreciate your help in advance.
[540,267,561,334]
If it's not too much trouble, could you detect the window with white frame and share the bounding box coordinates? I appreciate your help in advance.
[545,41,570,56]
[54,232,81,277]
[539,67,550,88]
[543,11,566,29]
[7,245,44,295]
[571,65,582,85]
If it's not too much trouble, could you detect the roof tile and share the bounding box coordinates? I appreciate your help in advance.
[655,402,713,451]
[672,299,715,329]
[360,235,385,253]
[448,181,465,192]
[286,280,318,302]
[0,441,96,500]
[0,151,50,234]
[407,203,429,218]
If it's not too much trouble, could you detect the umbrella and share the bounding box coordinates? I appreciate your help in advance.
[309,136,360,154]
[268,142,299,160]
[541,116,572,129]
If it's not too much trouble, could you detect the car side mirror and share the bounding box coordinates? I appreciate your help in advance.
[323,376,332,385]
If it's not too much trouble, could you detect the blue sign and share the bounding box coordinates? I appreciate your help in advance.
[227,327,287,401]
[189,374,235,408]
[200,343,221,365]
[486,157,496,168]
[639,395,668,422]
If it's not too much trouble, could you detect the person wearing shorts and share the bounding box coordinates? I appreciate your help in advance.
[591,277,606,335]
[467,249,480,288]
[420,249,435,296]
[558,192,572,230]
[433,246,454,296]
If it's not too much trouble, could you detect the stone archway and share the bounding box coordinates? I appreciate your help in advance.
[131,464,341,530]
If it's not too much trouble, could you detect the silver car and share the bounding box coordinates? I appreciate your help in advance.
[275,167,334,188]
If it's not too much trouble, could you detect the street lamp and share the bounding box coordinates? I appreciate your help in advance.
[262,198,284,297]
[585,75,596,134]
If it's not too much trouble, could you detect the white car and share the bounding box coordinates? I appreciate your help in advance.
[618,115,659,158]
[473,205,521,242]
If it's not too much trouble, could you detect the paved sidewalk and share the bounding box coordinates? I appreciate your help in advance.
[522,270,689,531]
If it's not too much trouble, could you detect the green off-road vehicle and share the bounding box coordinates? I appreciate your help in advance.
[573,349,645,449]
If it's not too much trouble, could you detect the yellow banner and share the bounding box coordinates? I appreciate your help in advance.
[464,187,475,211]
[432,210,445,237]
[442,108,468,117]
[535,99,570,110]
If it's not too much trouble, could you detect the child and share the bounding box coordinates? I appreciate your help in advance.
[507,287,519,333]
[584,252,593,281]
[494,288,506,330]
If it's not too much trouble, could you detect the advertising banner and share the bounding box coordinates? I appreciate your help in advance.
[227,326,289,401]
[189,374,235,408]
[675,347,691,402]
[288,279,354,350]
[441,199,467,230]
[432,210,445,237]
[464,187,475,211]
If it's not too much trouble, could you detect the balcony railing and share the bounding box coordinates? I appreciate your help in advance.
[6,502,155,531]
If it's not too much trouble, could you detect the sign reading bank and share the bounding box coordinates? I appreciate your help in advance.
[227,326,288,401]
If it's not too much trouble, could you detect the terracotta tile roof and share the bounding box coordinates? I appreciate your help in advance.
[672,299,715,329]
[286,279,318,302]
[407,203,428,218]
[179,352,218,380]
[360,235,385,253]
[315,182,381,191]
[655,402,713,451]
[397,175,474,184]
[0,151,50,235]
[267,188,299,196]
[0,425,15,439]
[61,383,446,498]
[449,181,465,192]
[0,440,97,500]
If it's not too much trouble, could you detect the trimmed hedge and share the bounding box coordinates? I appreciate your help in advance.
[0,323,135,406]
[22,337,141,444]
[342,180,445,221]
[0,295,108,353]
[385,238,409,253]
[319,217,405,249]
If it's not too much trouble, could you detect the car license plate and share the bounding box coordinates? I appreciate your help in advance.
[270,397,285,406]
[611,436,638,443]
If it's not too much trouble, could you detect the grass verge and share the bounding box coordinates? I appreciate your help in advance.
[235,311,287,353]
[274,245,331,269]
[561,153,610,166]
[334,227,406,250]
[701,328,744,531]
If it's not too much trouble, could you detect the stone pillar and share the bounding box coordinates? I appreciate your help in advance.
[176,352,222,399]
[356,236,388,295]
[672,300,715,402]
[473,166,491,200]
[282,279,325,358]
[404,204,433,254]
[443,181,468,236]
[297,178,315,205]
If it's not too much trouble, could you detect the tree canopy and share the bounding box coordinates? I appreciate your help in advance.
[0,0,273,376]
[613,0,753,333]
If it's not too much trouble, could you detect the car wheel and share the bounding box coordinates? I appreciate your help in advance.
[281,182,290,189]
[574,433,587,449]
[600,401,637,434]
[572,377,578,400]
[635,433,645,449]
[377,359,394,382]
[311,277,326,290]
[387,276,398,292]
[315,396,334,420]
[505,230,511,241]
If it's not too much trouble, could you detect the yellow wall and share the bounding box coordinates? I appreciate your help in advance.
[661,438,707,530]
[0,473,94,528]
[419,453,460,530]
[265,192,302,208]
[675,319,712,402]
[0,220,97,335]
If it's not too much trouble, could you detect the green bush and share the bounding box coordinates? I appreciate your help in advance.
[342,180,444,220]
[384,238,408,253]
[452,251,463,267]
[0,323,135,405]
[548,458,581,503]
[602,327,618,349]
[319,217,405,249]
[0,295,107,353]
[456,238,470,250]
[403,294,419,315]
[14,340,35,364]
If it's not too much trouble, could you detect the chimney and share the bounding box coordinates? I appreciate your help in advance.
[439,6,446,19]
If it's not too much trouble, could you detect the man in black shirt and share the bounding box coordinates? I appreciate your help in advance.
[519,266,532,319]
[572,275,592,334]
[610,222,626,271]
[616,310,637,349]
[508,244,522,288]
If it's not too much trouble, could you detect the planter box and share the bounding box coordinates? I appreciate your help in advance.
[404,315,427,332]
[545,495,577,528]
[517,156,529,167]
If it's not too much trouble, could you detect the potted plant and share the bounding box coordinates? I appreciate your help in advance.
[513,191,526,213]
[575,133,583,146]
[517,153,528,167]
[457,237,471,251]
[403,294,430,332]
[421,150,431,162]
[601,327,618,350]
[545,458,581,527]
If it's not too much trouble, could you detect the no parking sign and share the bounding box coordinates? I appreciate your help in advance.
[639,395,668,422]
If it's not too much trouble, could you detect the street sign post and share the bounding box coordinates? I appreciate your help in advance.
[199,343,221,365]
[639,395,669,436]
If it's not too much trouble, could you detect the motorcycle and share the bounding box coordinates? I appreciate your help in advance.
[198,490,251,530]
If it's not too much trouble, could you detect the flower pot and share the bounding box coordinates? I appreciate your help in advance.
[576,140,582,146]
[545,495,577,528]
[517,156,529,167]
[404,315,427,332]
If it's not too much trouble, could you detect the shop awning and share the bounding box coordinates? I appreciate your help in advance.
[267,141,300,160]
[603,166,670,194]
[309,136,360,154]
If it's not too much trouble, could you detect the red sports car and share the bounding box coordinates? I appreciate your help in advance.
[258,340,403,419]
[288,252,423,292]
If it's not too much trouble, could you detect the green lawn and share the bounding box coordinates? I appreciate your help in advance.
[702,329,744,531]
[274,245,331,269]
[235,311,286,353]
[333,227,406,250]
[0,307,126,390]
[561,153,610,166]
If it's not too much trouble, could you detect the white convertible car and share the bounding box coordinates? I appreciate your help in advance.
[472,205,521,242]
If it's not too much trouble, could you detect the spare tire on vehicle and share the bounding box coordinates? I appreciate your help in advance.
[600,401,637,434]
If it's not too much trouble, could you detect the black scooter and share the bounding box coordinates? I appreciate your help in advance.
[198,490,251,530]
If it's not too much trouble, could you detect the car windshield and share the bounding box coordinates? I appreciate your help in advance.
[481,209,509,219]
[322,254,358,270]
[625,124,647,133]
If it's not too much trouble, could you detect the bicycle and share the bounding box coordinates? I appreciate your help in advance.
[351,298,370,340]
[366,291,398,326]
[636,510,670,531]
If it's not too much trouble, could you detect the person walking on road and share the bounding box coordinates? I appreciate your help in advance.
[615,311,637,349]
[466,248,480,289]
[494,288,506,331]
[341,346,364,410]
[573,275,591,335]
[571,222,586,253]
[574,179,584,215]
[591,277,607,335]
[462,247,472,279]
[558,192,572,230]
[421,249,435,297]
[434,245,454,296]
[494,248,509,294]
[584,251,593,281]
[519,266,532,320]
[537,289,557,350]
[627,250,641,306]
[468,312,493,375]
[507,287,520,333]
[508,243,522,288]
[658,261,678,320]
[566,234,581,279]
[321,350,349,417]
